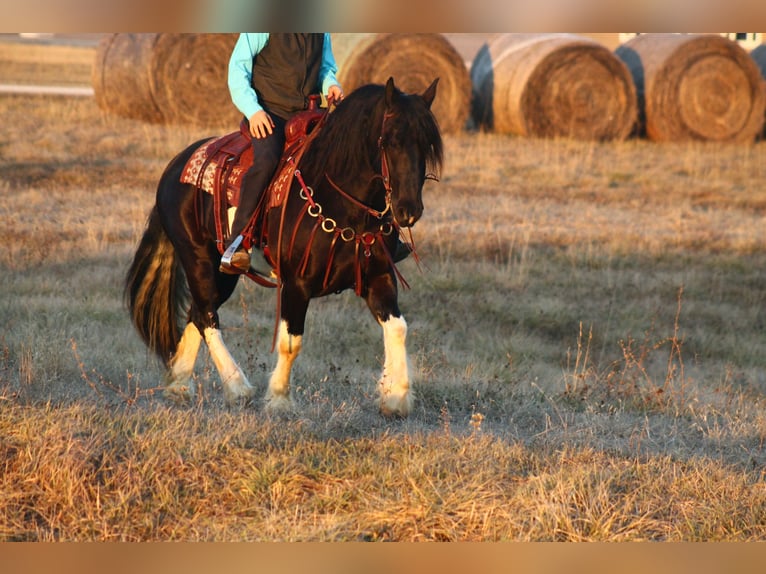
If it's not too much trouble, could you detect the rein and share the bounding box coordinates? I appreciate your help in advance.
[298,110,397,222]
[324,172,391,220]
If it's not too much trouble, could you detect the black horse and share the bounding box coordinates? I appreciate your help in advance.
[125,77,443,417]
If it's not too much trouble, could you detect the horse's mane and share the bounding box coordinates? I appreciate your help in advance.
[301,83,443,184]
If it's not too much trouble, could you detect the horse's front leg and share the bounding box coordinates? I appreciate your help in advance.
[266,284,309,413]
[366,274,413,418]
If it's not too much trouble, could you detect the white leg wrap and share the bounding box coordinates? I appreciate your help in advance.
[378,315,412,417]
[266,320,301,412]
[165,322,202,403]
[203,327,255,406]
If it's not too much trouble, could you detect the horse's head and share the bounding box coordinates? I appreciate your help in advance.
[300,78,443,232]
[379,77,443,228]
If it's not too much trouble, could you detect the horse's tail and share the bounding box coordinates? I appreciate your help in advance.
[124,205,188,366]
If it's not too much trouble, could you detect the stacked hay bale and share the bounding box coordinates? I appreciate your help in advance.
[746,43,766,137]
[470,33,637,140]
[150,34,240,126]
[92,33,240,128]
[91,34,164,123]
[751,43,766,79]
[616,34,765,142]
[331,33,472,133]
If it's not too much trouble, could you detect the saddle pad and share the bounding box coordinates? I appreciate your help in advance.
[180,134,253,207]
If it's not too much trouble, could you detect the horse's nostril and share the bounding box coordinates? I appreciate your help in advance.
[394,202,422,227]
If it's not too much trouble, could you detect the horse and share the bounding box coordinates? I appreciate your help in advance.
[125,77,443,417]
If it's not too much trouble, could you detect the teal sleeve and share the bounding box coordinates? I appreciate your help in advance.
[319,33,341,94]
[228,33,269,119]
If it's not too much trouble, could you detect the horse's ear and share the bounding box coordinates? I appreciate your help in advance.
[385,77,397,107]
[421,78,439,109]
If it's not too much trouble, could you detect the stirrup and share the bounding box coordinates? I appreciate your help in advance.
[220,234,245,268]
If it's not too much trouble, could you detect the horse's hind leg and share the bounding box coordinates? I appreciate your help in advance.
[173,240,256,406]
[203,322,256,406]
[166,310,256,407]
[165,322,203,403]
[155,148,256,407]
[366,275,413,417]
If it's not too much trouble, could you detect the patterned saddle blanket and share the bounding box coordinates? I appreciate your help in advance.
[179,102,327,208]
[179,120,251,207]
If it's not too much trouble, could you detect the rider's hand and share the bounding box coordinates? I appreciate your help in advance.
[248,110,275,139]
[327,84,344,106]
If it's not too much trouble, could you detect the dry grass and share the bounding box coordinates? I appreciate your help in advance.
[0,41,94,86]
[1,43,765,541]
[3,402,766,541]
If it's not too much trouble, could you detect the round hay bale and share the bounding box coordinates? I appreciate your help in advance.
[151,34,240,128]
[331,33,471,133]
[750,44,766,79]
[91,33,165,123]
[470,33,637,140]
[749,44,766,137]
[616,34,766,142]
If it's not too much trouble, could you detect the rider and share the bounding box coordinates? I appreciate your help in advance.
[221,33,345,275]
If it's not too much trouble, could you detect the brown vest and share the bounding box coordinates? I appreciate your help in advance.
[251,34,324,121]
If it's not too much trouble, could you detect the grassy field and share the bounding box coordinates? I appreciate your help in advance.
[1,42,766,541]
[0,39,95,86]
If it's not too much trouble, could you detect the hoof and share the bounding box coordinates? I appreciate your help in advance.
[265,393,295,414]
[164,383,195,405]
[378,392,413,419]
[223,379,256,407]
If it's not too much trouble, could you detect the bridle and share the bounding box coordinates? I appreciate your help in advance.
[321,109,396,220]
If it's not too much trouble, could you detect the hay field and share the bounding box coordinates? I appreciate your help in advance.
[1,41,766,541]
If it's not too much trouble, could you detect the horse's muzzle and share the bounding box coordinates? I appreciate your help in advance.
[394,202,423,227]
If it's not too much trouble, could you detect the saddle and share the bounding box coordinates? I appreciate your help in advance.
[180,96,327,254]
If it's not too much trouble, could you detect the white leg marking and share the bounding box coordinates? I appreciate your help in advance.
[165,322,202,403]
[266,320,301,413]
[203,327,255,406]
[378,315,412,417]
